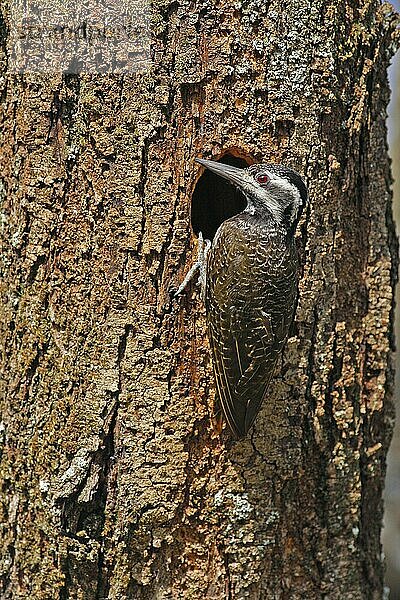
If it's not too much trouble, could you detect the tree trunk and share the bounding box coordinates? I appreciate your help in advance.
[0,2,398,599]
[383,48,400,598]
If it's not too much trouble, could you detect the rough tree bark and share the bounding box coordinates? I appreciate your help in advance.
[0,1,399,599]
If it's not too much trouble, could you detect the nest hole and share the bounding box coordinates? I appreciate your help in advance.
[191,154,250,241]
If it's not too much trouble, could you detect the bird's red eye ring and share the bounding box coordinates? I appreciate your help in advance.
[256,173,270,184]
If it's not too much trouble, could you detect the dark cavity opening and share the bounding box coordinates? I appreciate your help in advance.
[191,154,249,241]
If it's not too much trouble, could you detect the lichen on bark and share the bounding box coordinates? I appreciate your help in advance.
[0,1,399,599]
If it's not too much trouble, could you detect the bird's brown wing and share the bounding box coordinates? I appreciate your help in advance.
[206,216,296,438]
[207,306,285,438]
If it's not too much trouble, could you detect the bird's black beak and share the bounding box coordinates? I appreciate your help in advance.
[195,158,248,190]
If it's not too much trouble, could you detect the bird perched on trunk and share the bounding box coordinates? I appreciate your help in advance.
[176,158,308,439]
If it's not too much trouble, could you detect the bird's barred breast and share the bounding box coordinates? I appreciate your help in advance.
[207,213,298,319]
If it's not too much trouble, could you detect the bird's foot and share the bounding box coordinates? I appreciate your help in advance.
[174,232,211,301]
[211,406,224,435]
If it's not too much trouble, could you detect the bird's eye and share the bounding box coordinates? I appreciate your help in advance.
[256,173,270,184]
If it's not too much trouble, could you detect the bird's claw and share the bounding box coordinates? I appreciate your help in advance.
[174,232,211,301]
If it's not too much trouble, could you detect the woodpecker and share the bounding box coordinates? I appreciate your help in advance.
[177,159,308,439]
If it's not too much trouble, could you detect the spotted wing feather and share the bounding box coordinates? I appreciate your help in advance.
[206,213,297,438]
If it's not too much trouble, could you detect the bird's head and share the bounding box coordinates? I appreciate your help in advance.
[196,158,308,230]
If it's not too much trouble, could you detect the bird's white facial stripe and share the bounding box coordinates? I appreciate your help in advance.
[268,174,302,207]
[234,169,303,225]
[257,173,302,223]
